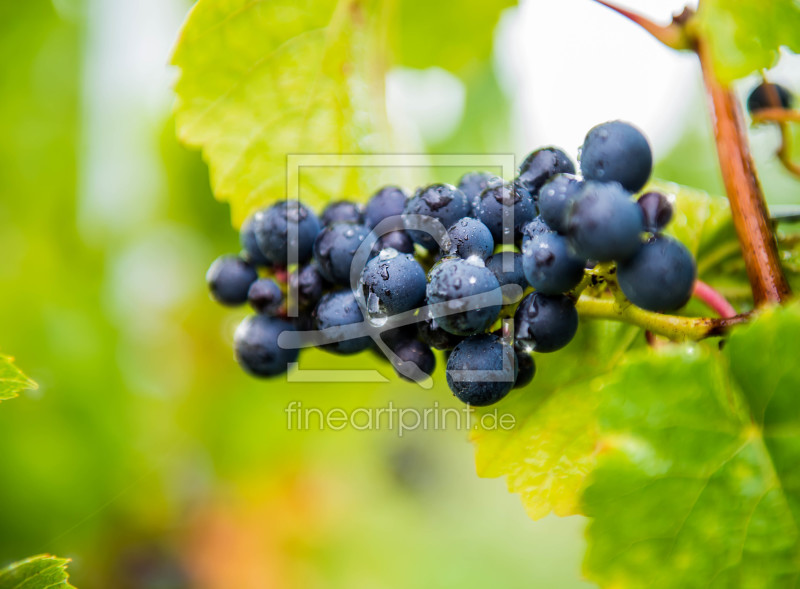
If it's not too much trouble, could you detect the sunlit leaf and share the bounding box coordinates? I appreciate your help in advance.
[693,0,800,84]
[470,181,740,519]
[0,355,37,403]
[391,0,516,74]
[0,555,74,589]
[584,303,800,587]
[172,0,390,226]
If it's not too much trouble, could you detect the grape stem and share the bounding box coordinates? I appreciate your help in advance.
[696,39,791,305]
[575,294,750,340]
[693,279,737,318]
[592,1,692,50]
[592,0,792,307]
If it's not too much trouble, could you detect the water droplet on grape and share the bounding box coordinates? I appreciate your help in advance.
[379,247,398,261]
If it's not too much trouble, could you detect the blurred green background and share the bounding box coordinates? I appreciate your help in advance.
[0,1,797,588]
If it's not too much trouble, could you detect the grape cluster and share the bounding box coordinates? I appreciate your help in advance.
[206,120,697,406]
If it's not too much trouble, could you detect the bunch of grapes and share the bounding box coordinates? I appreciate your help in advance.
[206,120,697,406]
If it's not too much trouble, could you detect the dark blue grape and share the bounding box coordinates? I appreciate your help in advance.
[417,316,464,350]
[426,258,502,336]
[313,222,372,286]
[446,217,494,259]
[365,185,408,230]
[485,252,528,298]
[291,313,316,332]
[253,200,320,266]
[388,338,436,381]
[288,263,327,311]
[513,350,535,389]
[566,181,644,262]
[206,255,258,306]
[403,183,471,251]
[446,334,516,406]
[617,235,696,312]
[248,278,284,315]
[378,324,418,348]
[313,289,371,355]
[537,174,583,234]
[240,213,272,266]
[580,121,652,193]
[361,249,427,317]
[373,230,415,255]
[637,191,673,233]
[747,82,793,114]
[474,180,536,244]
[517,216,552,245]
[234,315,298,377]
[522,231,586,294]
[516,147,575,197]
[514,292,578,353]
[458,171,502,213]
[321,200,364,226]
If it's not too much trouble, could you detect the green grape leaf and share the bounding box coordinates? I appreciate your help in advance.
[172,0,389,227]
[472,321,640,519]
[470,181,739,519]
[0,355,37,403]
[583,303,800,588]
[0,555,75,589]
[693,0,800,84]
[391,0,516,74]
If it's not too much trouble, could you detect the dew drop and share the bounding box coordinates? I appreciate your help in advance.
[379,247,398,261]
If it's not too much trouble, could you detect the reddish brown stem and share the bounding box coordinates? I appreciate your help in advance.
[696,39,791,307]
[693,279,737,318]
[592,0,691,50]
[752,108,800,124]
[593,0,791,308]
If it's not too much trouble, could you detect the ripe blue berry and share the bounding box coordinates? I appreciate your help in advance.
[485,252,528,296]
[240,213,272,266]
[517,147,575,197]
[518,216,552,245]
[321,200,364,226]
[361,249,427,317]
[364,186,408,230]
[474,180,536,244]
[580,120,652,193]
[446,217,495,260]
[388,338,436,381]
[248,278,284,315]
[522,230,586,295]
[566,181,644,263]
[513,350,535,389]
[253,200,320,266]
[446,334,517,406]
[747,82,793,114]
[403,183,471,251]
[458,171,502,213]
[514,292,578,353]
[426,257,502,336]
[313,222,372,286]
[234,315,298,377]
[537,174,583,234]
[417,316,463,350]
[617,235,696,312]
[288,264,327,311]
[207,255,258,306]
[313,289,371,355]
[637,191,673,233]
[373,230,415,255]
